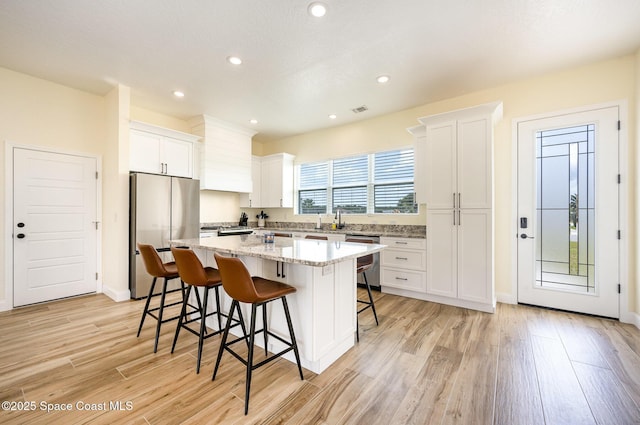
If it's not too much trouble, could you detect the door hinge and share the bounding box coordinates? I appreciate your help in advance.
[95,272,99,280]
[95,171,98,179]
[618,174,621,184]
[617,120,621,131]
[618,284,621,294]
[618,230,621,240]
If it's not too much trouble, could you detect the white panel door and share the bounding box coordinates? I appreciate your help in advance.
[426,210,457,298]
[458,209,492,304]
[458,117,492,209]
[425,121,457,209]
[13,148,98,306]
[517,106,619,318]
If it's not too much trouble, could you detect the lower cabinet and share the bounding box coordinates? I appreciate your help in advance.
[380,237,427,293]
[426,209,494,313]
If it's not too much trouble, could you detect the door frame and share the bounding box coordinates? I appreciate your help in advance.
[510,100,630,323]
[3,142,103,311]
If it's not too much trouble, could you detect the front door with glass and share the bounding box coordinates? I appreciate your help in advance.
[517,106,619,318]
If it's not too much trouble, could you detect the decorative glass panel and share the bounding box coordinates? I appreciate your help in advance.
[535,124,595,293]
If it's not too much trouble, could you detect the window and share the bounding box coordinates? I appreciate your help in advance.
[296,148,416,214]
[374,149,417,213]
[298,162,328,214]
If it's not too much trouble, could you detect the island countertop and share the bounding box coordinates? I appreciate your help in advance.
[171,234,385,267]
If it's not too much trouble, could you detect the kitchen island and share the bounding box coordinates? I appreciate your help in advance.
[170,234,385,374]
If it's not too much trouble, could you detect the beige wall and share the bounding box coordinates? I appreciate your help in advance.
[1,52,637,318]
[0,67,107,306]
[260,55,638,316]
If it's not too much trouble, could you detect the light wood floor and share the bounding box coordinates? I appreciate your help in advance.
[1,290,639,424]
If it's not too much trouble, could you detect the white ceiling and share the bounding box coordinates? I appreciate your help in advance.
[1,1,640,142]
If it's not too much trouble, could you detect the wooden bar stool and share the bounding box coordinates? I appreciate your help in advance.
[212,253,304,415]
[346,238,379,341]
[136,243,186,353]
[170,247,246,373]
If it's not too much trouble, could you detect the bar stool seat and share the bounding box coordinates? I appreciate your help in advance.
[171,247,245,373]
[346,238,379,342]
[212,253,304,415]
[136,243,186,353]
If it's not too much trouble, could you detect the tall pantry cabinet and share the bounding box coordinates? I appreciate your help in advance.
[409,102,502,313]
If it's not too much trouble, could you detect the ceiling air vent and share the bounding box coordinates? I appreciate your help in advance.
[351,105,368,114]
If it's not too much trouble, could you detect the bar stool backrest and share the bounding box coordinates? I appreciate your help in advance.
[305,235,328,240]
[137,243,171,278]
[171,247,208,286]
[214,253,259,303]
[346,238,374,270]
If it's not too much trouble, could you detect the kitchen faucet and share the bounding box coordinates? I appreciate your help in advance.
[335,209,345,229]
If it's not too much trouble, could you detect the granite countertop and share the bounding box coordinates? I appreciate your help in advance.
[171,234,386,267]
[256,227,425,238]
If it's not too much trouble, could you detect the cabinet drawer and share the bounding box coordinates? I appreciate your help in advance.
[380,237,426,250]
[381,248,426,271]
[381,268,426,292]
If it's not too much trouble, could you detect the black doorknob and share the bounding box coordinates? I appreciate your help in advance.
[16,233,25,239]
[17,223,25,228]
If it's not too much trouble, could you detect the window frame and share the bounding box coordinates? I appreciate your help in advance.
[295,147,417,216]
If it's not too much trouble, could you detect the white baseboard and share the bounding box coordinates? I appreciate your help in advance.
[620,311,640,329]
[102,286,131,302]
[496,292,517,305]
[0,299,11,312]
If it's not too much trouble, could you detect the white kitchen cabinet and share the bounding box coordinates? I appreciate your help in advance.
[189,115,256,192]
[239,156,262,208]
[129,122,198,178]
[380,236,427,293]
[409,102,501,313]
[260,153,295,208]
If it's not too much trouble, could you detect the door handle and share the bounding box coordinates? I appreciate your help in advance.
[520,234,534,239]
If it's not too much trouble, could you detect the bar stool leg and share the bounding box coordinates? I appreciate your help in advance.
[137,277,158,337]
[196,286,210,374]
[213,300,237,381]
[363,272,379,325]
[282,297,304,380]
[153,277,170,353]
[245,303,258,415]
[214,286,223,331]
[172,285,192,353]
[262,303,268,356]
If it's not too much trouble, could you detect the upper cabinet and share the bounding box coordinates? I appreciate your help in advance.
[239,156,262,208]
[260,153,295,208]
[129,121,199,178]
[411,103,503,209]
[189,115,256,192]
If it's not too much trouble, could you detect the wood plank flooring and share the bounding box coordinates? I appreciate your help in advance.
[1,291,639,424]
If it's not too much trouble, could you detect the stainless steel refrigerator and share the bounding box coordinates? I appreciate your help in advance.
[129,173,200,299]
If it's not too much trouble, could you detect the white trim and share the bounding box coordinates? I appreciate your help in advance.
[511,100,629,323]
[3,141,103,311]
[102,286,131,303]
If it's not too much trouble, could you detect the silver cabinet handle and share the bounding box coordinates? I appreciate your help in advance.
[453,193,456,209]
[453,209,456,225]
[395,277,408,281]
[395,257,408,260]
[458,193,461,208]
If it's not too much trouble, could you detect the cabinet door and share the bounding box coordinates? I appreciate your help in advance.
[457,117,491,209]
[426,210,457,298]
[240,156,262,207]
[425,121,457,209]
[260,156,281,207]
[162,137,193,178]
[408,126,427,204]
[130,130,162,174]
[457,209,493,304]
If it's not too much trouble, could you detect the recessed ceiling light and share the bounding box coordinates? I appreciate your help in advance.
[328,114,337,120]
[227,56,242,65]
[376,75,390,84]
[249,119,258,125]
[308,2,327,18]
[173,90,185,98]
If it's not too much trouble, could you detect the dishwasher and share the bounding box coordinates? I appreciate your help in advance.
[345,234,380,290]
